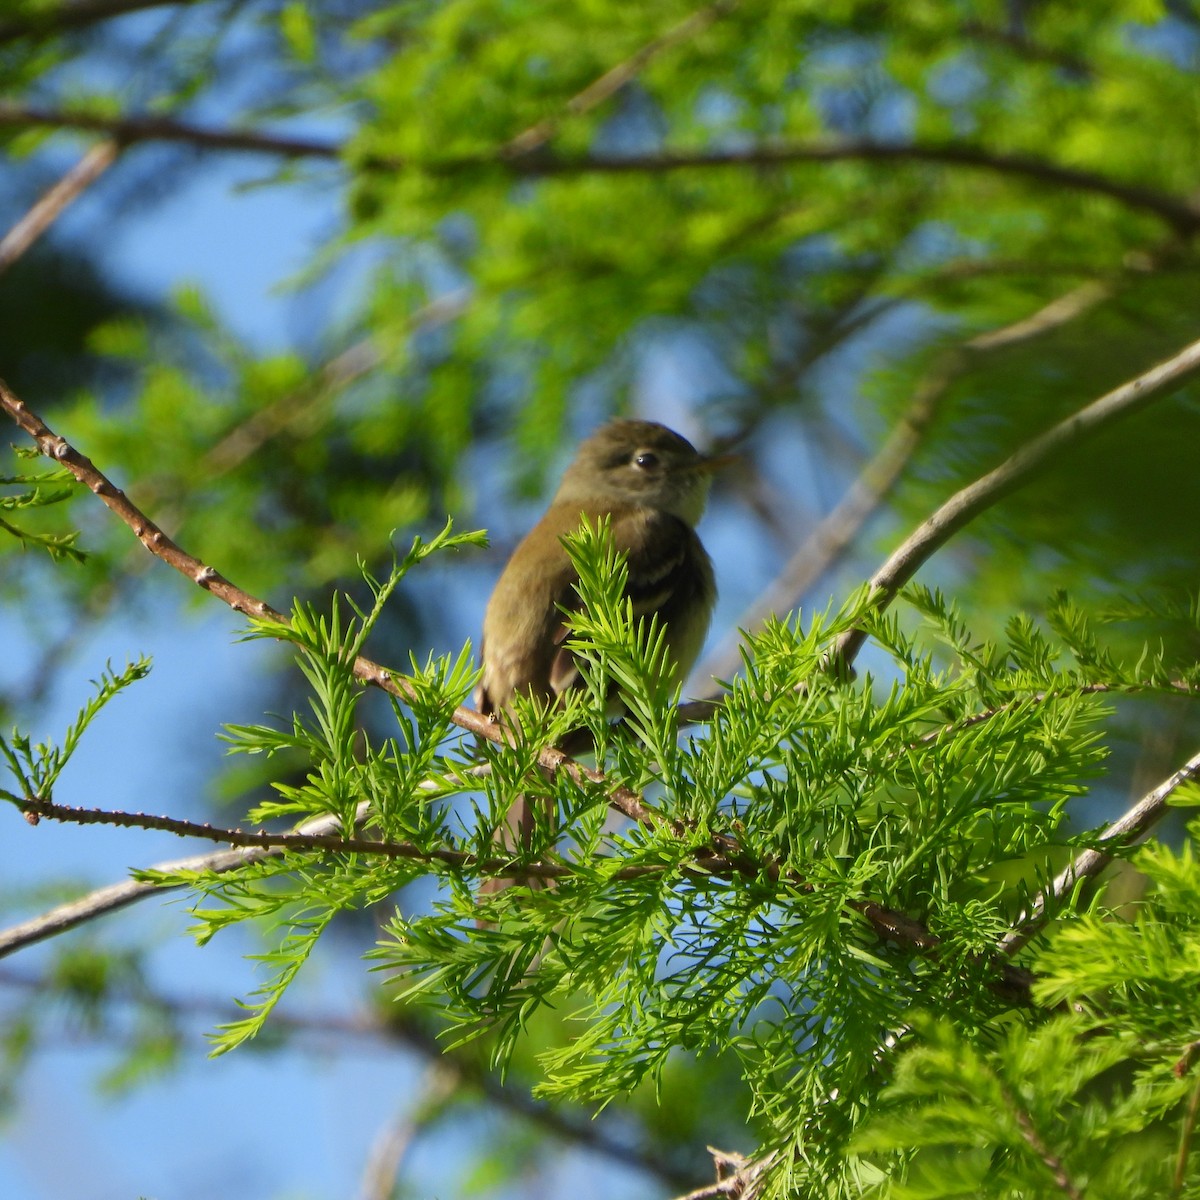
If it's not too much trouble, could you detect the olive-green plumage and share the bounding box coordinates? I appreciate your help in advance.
[479,418,719,716]
[477,419,722,863]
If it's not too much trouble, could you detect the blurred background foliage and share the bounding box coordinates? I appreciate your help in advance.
[1,0,1199,1196]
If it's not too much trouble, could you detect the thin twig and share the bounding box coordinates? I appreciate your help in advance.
[1172,1073,1200,1198]
[0,803,362,958]
[669,1147,775,1200]
[12,793,717,880]
[827,331,1200,674]
[503,143,1200,235]
[0,141,119,275]
[998,747,1200,956]
[0,103,343,158]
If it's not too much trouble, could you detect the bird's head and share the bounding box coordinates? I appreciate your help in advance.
[554,419,730,526]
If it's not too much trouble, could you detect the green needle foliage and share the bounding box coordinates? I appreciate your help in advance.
[0,448,86,563]
[11,523,1171,1196]
[5,1,1200,1193]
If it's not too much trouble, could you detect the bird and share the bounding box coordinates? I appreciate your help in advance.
[476,418,724,867]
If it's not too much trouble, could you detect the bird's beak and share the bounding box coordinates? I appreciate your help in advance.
[694,452,738,474]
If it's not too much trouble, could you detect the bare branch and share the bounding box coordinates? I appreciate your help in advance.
[0,967,700,1190]
[0,140,119,275]
[10,793,698,881]
[999,747,1200,956]
[669,1147,776,1200]
[0,804,356,958]
[1172,1074,1200,1199]
[828,331,1200,673]
[1003,1083,1084,1200]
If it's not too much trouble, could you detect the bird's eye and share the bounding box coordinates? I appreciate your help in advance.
[633,451,659,470]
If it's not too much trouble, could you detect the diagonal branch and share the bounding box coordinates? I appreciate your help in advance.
[502,0,739,158]
[690,279,1116,692]
[0,140,119,274]
[827,331,1200,674]
[998,747,1200,956]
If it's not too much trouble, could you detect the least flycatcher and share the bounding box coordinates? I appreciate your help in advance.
[477,419,724,851]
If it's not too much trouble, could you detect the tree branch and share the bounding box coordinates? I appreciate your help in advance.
[359,1066,458,1200]
[1003,1082,1084,1200]
[690,279,1117,691]
[3,100,1196,234]
[501,0,739,158]
[827,331,1200,674]
[0,966,701,1190]
[0,140,119,275]
[998,747,1200,956]
[502,143,1200,235]
[0,103,343,160]
[10,793,710,881]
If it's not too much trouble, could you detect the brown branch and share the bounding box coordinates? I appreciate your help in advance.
[2,374,663,826]
[0,0,198,45]
[1173,1073,1200,1199]
[3,100,1196,234]
[827,330,1200,674]
[998,747,1200,956]
[0,802,361,958]
[500,143,1200,234]
[12,793,708,881]
[670,1147,776,1200]
[0,103,344,160]
[0,140,119,275]
[8,786,1038,998]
